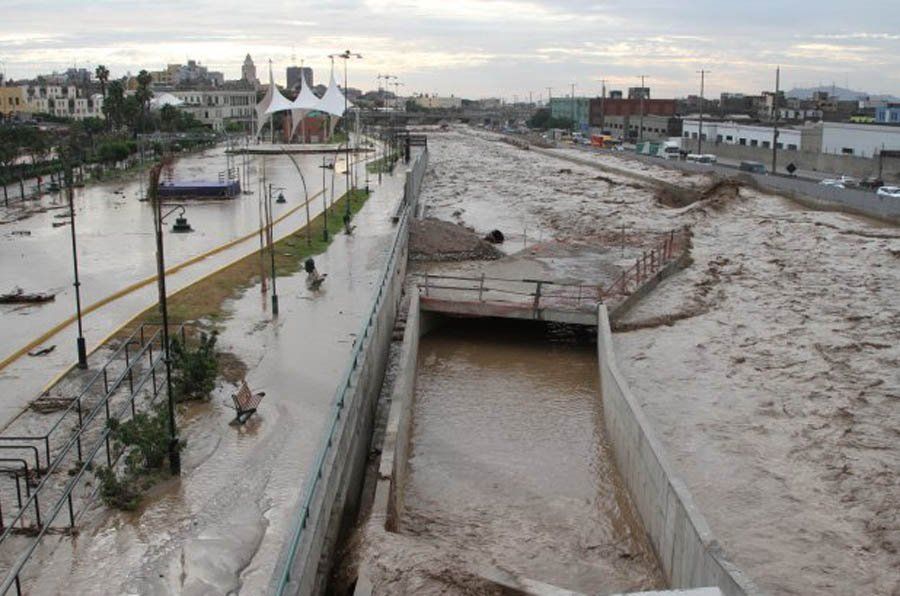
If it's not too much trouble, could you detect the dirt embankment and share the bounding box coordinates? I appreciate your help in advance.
[655,178,743,209]
[410,218,503,261]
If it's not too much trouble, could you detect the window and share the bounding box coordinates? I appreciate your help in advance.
[762,141,770,148]
[841,147,854,155]
[739,138,747,145]
[684,132,690,138]
[776,142,783,149]
[701,133,707,140]
[750,140,758,147]
[716,135,723,142]
[787,144,797,151]
[726,135,733,142]
[691,132,698,139]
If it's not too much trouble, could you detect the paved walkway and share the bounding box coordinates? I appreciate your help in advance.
[23,161,410,593]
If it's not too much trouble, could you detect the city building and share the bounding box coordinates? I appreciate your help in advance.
[150,60,224,88]
[0,85,27,116]
[601,114,681,142]
[286,66,313,91]
[875,104,900,124]
[628,87,650,100]
[242,54,259,88]
[681,119,803,150]
[819,122,900,157]
[680,119,900,158]
[22,84,104,120]
[549,96,591,130]
[411,94,463,109]
[168,81,256,131]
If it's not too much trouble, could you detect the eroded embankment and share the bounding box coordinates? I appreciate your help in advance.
[360,318,664,595]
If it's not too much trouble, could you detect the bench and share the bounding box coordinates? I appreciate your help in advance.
[231,381,265,424]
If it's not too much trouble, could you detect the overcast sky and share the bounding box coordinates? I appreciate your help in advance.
[2,0,898,99]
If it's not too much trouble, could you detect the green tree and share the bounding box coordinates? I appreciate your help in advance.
[95,64,110,98]
[103,80,126,130]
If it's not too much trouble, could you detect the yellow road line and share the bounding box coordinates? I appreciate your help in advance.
[0,189,324,373]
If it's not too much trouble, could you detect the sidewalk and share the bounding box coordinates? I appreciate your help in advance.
[25,163,410,594]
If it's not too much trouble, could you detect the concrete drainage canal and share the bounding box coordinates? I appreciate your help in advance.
[329,292,757,596]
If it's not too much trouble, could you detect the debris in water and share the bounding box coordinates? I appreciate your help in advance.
[1,287,56,304]
[483,229,505,244]
[28,345,56,357]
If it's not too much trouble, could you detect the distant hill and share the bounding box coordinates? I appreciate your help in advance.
[786,85,899,102]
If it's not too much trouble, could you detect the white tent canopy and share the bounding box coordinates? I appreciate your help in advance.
[149,92,183,109]
[290,74,323,137]
[318,74,352,117]
[255,62,294,137]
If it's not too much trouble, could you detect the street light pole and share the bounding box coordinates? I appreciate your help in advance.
[65,163,88,369]
[149,159,180,476]
[772,66,781,175]
[267,183,279,315]
[331,50,362,212]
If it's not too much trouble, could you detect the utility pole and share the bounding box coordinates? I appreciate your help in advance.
[546,86,552,108]
[697,69,710,155]
[570,82,577,130]
[598,78,608,133]
[772,66,781,175]
[638,75,648,143]
[65,163,88,369]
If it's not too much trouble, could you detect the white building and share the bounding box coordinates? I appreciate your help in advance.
[682,120,802,151]
[168,85,256,131]
[24,85,104,120]
[819,122,900,157]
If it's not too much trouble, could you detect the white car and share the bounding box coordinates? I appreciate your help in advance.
[876,185,900,198]
[820,179,845,189]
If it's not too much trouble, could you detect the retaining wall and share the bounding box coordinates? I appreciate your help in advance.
[271,149,431,596]
[628,153,900,224]
[596,304,760,595]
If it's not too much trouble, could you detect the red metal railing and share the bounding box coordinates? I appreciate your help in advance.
[604,229,686,298]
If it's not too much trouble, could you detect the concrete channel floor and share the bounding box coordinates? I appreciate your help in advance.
[14,164,408,593]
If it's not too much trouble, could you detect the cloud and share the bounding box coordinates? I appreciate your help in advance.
[0,0,898,98]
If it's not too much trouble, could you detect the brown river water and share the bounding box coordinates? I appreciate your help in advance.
[371,318,663,594]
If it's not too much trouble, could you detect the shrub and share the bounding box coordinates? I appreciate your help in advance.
[96,466,140,511]
[170,332,219,401]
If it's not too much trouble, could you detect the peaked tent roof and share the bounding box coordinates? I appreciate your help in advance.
[255,62,294,136]
[289,73,324,135]
[318,73,352,117]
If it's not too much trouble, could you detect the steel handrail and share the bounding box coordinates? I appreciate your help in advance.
[0,326,167,550]
[0,324,156,468]
[0,336,172,595]
[273,153,423,594]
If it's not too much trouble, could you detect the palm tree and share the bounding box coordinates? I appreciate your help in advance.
[95,65,109,98]
[95,65,110,130]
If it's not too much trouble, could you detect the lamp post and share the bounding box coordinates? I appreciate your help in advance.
[266,184,281,314]
[330,50,362,208]
[148,159,183,476]
[65,163,88,369]
[320,155,330,241]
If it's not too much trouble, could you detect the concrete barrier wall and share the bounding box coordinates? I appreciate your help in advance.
[596,304,760,595]
[402,148,430,219]
[272,154,434,595]
[627,153,900,224]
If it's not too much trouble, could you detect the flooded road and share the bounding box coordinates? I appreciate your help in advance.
[11,159,406,594]
[375,319,662,594]
[0,143,370,429]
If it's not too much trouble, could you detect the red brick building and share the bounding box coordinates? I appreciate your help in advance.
[589,98,677,125]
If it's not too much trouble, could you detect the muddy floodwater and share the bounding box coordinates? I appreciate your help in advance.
[391,319,663,594]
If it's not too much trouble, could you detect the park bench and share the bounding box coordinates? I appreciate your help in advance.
[231,381,265,424]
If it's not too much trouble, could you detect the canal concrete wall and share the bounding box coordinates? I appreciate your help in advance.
[626,152,900,225]
[272,149,431,596]
[596,304,760,595]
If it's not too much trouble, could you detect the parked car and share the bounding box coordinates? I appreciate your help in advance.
[739,160,767,174]
[820,179,846,189]
[876,185,900,198]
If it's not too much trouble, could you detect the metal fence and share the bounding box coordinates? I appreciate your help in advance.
[0,324,185,595]
[420,273,601,312]
[272,154,422,595]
